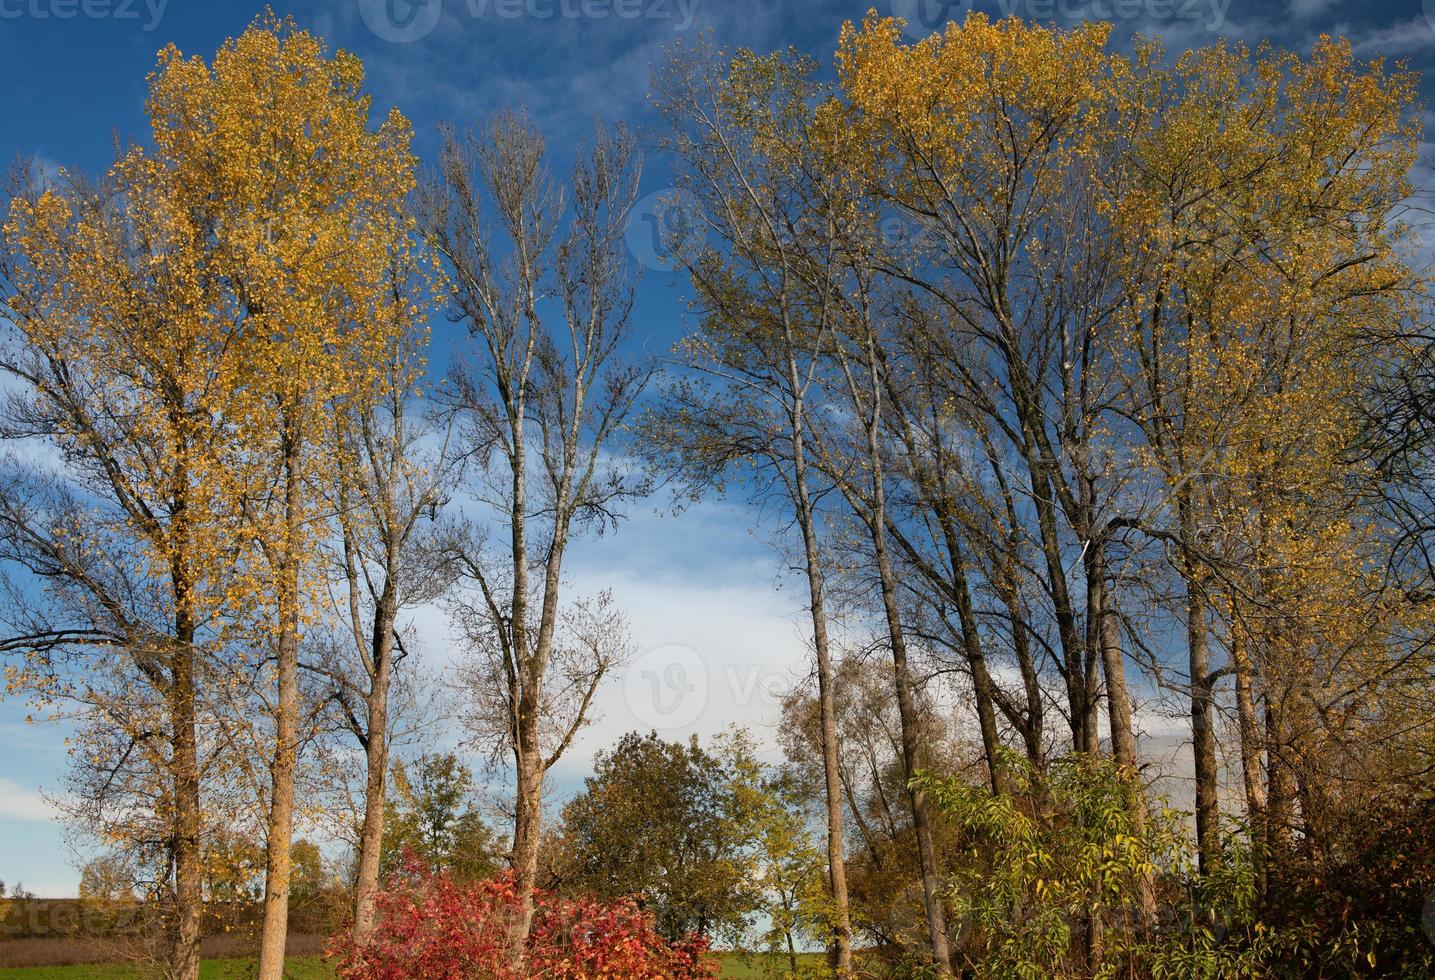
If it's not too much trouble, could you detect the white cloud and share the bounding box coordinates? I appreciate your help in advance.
[561,568,807,763]
[1288,0,1337,20]
[1343,16,1435,58]
[0,777,60,823]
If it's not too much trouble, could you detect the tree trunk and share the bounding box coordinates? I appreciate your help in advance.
[969,656,1005,795]
[508,521,569,961]
[503,378,535,958]
[998,563,1045,769]
[793,466,854,975]
[170,596,202,980]
[944,530,1003,795]
[1022,449,1089,751]
[1087,546,1137,770]
[1264,695,1296,873]
[257,434,303,980]
[779,297,853,973]
[843,325,952,975]
[1230,626,1266,896]
[1185,573,1220,876]
[1088,548,1155,928]
[509,718,544,953]
[352,589,397,939]
[869,519,953,976]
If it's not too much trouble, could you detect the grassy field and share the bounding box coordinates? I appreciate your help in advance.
[0,958,331,979]
[0,951,814,978]
[717,951,830,977]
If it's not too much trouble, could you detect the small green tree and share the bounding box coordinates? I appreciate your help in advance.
[554,731,757,943]
[733,759,828,978]
[290,840,325,905]
[380,753,499,882]
[203,829,265,904]
[78,855,136,905]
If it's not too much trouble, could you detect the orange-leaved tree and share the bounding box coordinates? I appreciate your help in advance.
[132,15,421,977]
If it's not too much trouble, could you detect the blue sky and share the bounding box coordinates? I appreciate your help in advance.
[1,0,1431,895]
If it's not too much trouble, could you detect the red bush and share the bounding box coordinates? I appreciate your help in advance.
[327,856,716,979]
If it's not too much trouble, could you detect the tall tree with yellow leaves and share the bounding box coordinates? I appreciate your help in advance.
[1110,33,1420,874]
[830,14,1143,785]
[0,149,248,979]
[127,19,422,977]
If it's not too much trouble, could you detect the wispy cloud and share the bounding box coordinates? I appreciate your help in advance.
[0,777,60,823]
[1288,0,1338,20]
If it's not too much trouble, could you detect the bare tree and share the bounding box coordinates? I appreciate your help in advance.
[419,111,648,958]
[311,246,454,938]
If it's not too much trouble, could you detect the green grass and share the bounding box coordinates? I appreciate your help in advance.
[0,957,332,979]
[719,951,772,978]
[2,951,802,978]
[719,951,831,977]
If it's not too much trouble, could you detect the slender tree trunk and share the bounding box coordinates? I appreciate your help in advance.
[1184,562,1220,876]
[790,482,854,972]
[509,522,570,962]
[1230,626,1266,896]
[1021,446,1089,750]
[1082,641,1101,757]
[776,298,853,973]
[352,588,397,939]
[868,516,953,976]
[504,401,547,965]
[998,563,1045,769]
[258,433,303,980]
[944,529,1004,794]
[794,473,854,975]
[170,597,202,980]
[1088,547,1156,928]
[841,322,952,975]
[509,720,544,949]
[1264,695,1296,873]
[969,655,1005,795]
[1087,546,1136,769]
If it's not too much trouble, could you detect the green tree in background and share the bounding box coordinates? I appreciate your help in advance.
[737,761,829,977]
[555,731,758,943]
[380,753,499,882]
[78,855,136,904]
